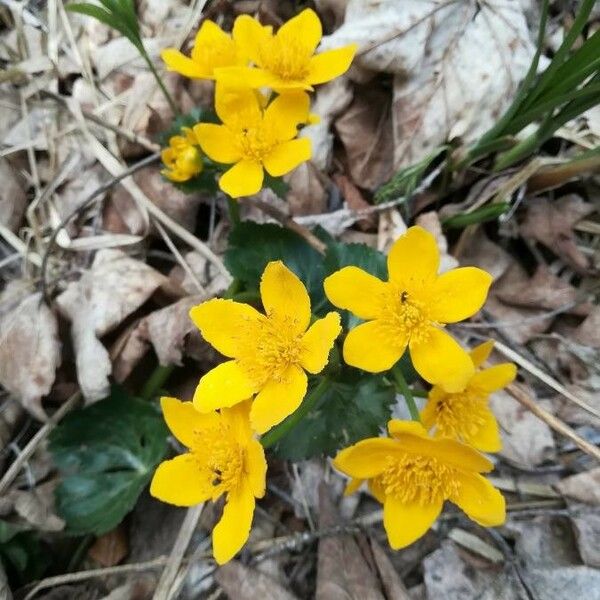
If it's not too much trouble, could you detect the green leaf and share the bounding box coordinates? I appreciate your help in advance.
[225,222,327,311]
[442,202,510,229]
[49,387,168,536]
[271,368,395,460]
[0,520,48,586]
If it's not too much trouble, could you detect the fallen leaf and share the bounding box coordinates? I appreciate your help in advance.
[572,307,600,348]
[456,229,513,281]
[0,158,26,232]
[324,0,535,168]
[377,208,407,253]
[0,293,61,420]
[556,468,600,505]
[520,195,596,274]
[216,561,299,600]
[528,566,600,599]
[89,525,129,567]
[333,173,376,231]
[566,501,600,569]
[8,481,65,532]
[369,537,410,600]
[286,162,328,217]
[56,249,166,401]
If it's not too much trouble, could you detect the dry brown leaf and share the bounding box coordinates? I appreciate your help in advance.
[567,502,600,569]
[0,293,61,420]
[457,228,513,281]
[286,161,328,217]
[520,195,596,274]
[556,468,600,505]
[377,208,406,253]
[369,537,410,600]
[333,173,376,231]
[334,86,394,191]
[324,0,534,168]
[572,307,600,348]
[489,389,556,468]
[7,481,65,532]
[56,249,166,401]
[89,525,129,567]
[215,561,299,600]
[0,158,26,232]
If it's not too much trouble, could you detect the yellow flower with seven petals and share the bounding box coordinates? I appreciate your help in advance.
[161,20,246,80]
[150,398,266,565]
[215,9,357,92]
[161,128,203,182]
[190,261,341,433]
[334,420,505,549]
[194,87,311,198]
[421,340,516,452]
[324,226,493,392]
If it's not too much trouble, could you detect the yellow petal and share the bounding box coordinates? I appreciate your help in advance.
[300,312,341,374]
[232,14,270,63]
[383,496,443,549]
[333,438,401,478]
[263,139,311,177]
[246,439,267,498]
[161,48,209,79]
[160,397,218,448]
[449,472,506,527]
[344,478,363,496]
[193,123,241,164]
[220,399,253,445]
[212,481,255,564]
[470,339,495,368]
[428,267,493,323]
[193,361,256,412]
[387,226,439,287]
[189,298,261,358]
[214,66,278,91]
[308,44,358,85]
[344,320,406,373]
[191,20,233,65]
[150,454,210,506]
[368,478,387,503]
[323,266,388,320]
[388,420,429,439]
[277,8,322,52]
[468,410,502,453]
[260,261,311,333]
[264,92,310,140]
[214,84,261,125]
[219,160,264,198]
[419,395,439,431]
[250,365,308,434]
[470,363,517,393]
[409,327,474,392]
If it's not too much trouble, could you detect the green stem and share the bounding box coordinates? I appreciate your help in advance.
[261,378,331,449]
[227,197,241,226]
[391,364,420,422]
[142,52,179,116]
[141,364,175,401]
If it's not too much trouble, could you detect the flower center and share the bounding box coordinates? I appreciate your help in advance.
[433,390,489,442]
[235,124,277,162]
[375,453,460,506]
[259,36,311,81]
[380,286,433,346]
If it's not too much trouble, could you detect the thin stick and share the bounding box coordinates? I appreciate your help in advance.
[506,383,600,462]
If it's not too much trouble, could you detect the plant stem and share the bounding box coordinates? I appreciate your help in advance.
[141,364,175,401]
[261,378,331,449]
[227,197,241,226]
[391,364,420,422]
[142,52,179,116]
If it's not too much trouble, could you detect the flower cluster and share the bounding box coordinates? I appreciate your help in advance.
[150,230,515,560]
[160,9,356,198]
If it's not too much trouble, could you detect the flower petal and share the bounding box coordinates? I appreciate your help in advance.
[232,14,270,64]
[160,397,218,448]
[260,261,311,333]
[449,472,506,527]
[277,8,322,52]
[191,20,232,64]
[387,226,439,287]
[470,363,517,393]
[264,92,310,140]
[250,365,308,434]
[409,327,474,392]
[300,312,341,374]
[333,438,401,479]
[189,298,262,358]
[214,84,261,126]
[387,420,429,439]
[150,454,210,506]
[368,478,387,503]
[212,480,255,564]
[428,267,493,323]
[344,478,364,496]
[263,139,312,177]
[193,361,256,412]
[220,400,253,445]
[344,320,406,373]
[324,266,388,320]
[193,123,241,164]
[161,48,209,78]
[468,411,502,453]
[308,44,357,85]
[470,339,495,368]
[219,160,264,198]
[383,496,443,550]
[214,66,279,91]
[246,439,267,498]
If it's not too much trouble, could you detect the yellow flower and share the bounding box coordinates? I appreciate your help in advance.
[216,8,357,92]
[324,226,493,391]
[161,128,203,182]
[161,20,246,80]
[421,340,516,452]
[190,261,341,433]
[194,86,311,198]
[333,420,505,550]
[150,398,266,565]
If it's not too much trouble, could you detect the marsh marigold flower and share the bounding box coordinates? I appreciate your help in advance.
[161,128,203,182]
[151,398,266,564]
[161,20,246,80]
[421,340,516,452]
[216,9,357,92]
[190,261,341,433]
[194,86,311,198]
[334,420,505,549]
[324,226,493,391]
